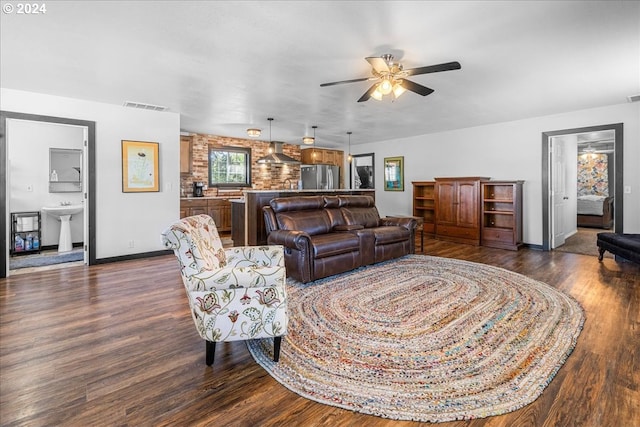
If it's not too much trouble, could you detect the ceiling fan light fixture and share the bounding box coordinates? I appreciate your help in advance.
[392,82,407,98]
[379,78,393,95]
[247,128,261,137]
[371,88,383,101]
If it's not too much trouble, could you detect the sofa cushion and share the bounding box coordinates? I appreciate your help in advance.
[271,196,325,213]
[310,233,360,259]
[276,210,332,236]
[342,206,381,228]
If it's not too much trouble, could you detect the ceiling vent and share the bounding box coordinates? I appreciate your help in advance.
[123,101,168,111]
[627,94,640,103]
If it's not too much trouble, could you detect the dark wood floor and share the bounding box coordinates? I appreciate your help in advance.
[1,238,638,427]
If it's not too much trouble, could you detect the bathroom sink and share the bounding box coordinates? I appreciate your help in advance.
[42,205,84,218]
[42,205,84,253]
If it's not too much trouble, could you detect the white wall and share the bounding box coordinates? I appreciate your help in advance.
[7,120,85,246]
[356,102,640,245]
[2,88,181,259]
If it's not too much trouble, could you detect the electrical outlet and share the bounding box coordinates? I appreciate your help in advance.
[128,240,135,248]
[624,186,631,194]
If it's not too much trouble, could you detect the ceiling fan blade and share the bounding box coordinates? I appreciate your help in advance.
[404,61,461,77]
[366,56,390,74]
[357,83,379,103]
[400,79,435,96]
[320,77,373,87]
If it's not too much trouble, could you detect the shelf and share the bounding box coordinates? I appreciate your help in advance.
[483,198,513,203]
[415,206,435,211]
[484,210,513,215]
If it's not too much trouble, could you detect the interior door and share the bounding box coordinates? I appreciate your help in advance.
[551,138,568,248]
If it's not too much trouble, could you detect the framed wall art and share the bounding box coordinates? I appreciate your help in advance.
[122,140,159,192]
[384,156,404,191]
[350,153,375,189]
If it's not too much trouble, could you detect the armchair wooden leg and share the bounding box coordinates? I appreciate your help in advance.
[206,341,216,366]
[273,336,282,362]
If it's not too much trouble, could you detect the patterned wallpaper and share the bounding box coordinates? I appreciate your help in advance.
[577,154,609,196]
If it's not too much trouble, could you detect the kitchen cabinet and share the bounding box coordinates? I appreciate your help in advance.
[301,148,343,166]
[180,198,208,218]
[435,177,489,245]
[179,198,231,232]
[180,135,192,175]
[207,199,231,232]
[481,181,524,250]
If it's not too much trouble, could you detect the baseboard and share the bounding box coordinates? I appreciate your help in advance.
[95,249,172,265]
[523,243,544,251]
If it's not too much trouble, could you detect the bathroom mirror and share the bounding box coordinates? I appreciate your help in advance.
[49,148,82,193]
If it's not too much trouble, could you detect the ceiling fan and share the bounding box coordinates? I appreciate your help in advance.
[320,54,461,102]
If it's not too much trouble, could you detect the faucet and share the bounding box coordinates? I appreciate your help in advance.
[283,178,293,189]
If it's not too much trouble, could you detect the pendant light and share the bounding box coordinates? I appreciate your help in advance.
[311,126,317,158]
[347,131,352,162]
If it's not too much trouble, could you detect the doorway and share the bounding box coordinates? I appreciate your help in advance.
[0,111,96,278]
[541,123,624,251]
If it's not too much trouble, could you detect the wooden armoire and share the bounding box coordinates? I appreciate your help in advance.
[434,177,490,245]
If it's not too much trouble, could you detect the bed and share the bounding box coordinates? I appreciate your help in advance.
[577,195,614,229]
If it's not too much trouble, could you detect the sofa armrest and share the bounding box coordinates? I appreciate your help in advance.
[381,216,417,231]
[267,229,312,251]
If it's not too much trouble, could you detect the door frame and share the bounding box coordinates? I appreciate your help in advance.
[0,111,96,278]
[541,123,623,251]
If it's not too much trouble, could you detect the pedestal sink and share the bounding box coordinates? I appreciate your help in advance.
[42,205,84,253]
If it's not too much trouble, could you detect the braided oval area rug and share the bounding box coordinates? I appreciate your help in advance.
[247,255,584,422]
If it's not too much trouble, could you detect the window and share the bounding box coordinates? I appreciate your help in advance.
[208,146,252,187]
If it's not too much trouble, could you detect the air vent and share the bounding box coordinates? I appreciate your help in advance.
[627,94,640,103]
[123,101,168,111]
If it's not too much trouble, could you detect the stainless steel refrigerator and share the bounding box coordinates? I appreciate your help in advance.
[301,164,340,189]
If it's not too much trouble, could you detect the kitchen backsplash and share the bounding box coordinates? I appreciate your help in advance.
[180,133,301,197]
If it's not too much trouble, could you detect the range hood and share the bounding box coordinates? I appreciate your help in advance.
[257,141,301,164]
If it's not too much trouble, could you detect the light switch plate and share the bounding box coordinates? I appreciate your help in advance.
[624,186,631,194]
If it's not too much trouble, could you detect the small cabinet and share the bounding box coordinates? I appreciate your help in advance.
[481,181,523,250]
[412,181,436,235]
[11,211,41,255]
[435,177,489,245]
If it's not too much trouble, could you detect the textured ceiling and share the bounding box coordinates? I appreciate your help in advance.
[1,1,638,148]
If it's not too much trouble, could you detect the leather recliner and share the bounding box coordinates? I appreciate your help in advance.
[263,195,416,283]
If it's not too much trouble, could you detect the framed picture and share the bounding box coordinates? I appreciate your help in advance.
[350,153,375,189]
[122,140,159,192]
[384,156,404,191]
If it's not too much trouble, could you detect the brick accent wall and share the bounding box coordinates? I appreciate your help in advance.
[180,134,301,197]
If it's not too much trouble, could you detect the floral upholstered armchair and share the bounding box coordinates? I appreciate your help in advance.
[161,214,288,366]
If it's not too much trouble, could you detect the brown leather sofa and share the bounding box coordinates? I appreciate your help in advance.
[263,195,417,283]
